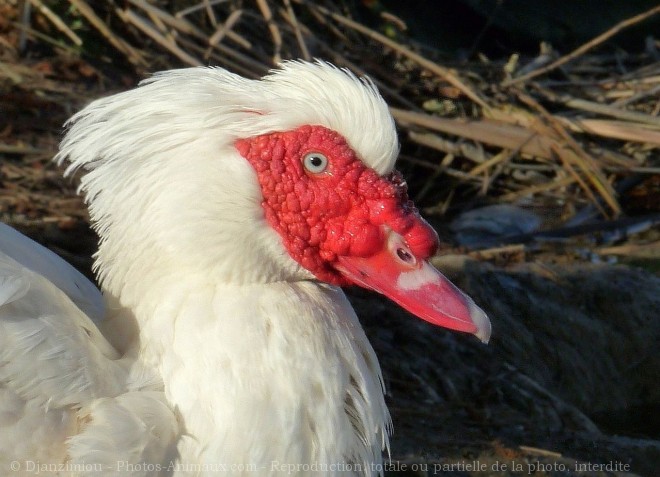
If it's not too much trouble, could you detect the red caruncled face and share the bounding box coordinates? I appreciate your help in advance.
[235,125,438,285]
[236,124,490,341]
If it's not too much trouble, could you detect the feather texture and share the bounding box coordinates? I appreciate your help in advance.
[1,61,403,476]
[0,223,104,321]
[0,247,178,475]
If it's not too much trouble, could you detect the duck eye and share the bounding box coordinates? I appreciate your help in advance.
[303,152,328,174]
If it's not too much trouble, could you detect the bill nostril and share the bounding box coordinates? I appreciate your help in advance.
[387,230,419,267]
[396,247,414,264]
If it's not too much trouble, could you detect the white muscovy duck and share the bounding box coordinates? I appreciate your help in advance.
[0,61,490,476]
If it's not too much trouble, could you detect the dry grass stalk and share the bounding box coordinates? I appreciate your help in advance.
[537,89,660,128]
[612,83,660,108]
[256,0,282,63]
[68,0,147,67]
[129,0,251,49]
[117,8,203,66]
[303,1,490,110]
[516,91,621,215]
[469,244,527,260]
[500,176,576,203]
[408,132,487,165]
[12,20,79,55]
[565,119,660,146]
[282,0,310,61]
[469,150,516,177]
[392,108,555,160]
[4,0,658,230]
[550,143,609,218]
[0,144,52,155]
[202,0,219,27]
[504,4,660,85]
[30,0,82,46]
[206,9,244,59]
[596,242,660,259]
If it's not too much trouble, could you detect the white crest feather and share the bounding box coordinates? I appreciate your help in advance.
[1,61,397,476]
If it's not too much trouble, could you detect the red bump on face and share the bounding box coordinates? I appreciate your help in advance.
[236,125,438,285]
[404,218,439,259]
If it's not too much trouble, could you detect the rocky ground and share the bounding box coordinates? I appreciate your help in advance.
[356,258,660,477]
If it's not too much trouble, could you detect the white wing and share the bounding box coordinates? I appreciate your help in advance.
[0,252,122,407]
[0,222,104,322]
[0,230,180,474]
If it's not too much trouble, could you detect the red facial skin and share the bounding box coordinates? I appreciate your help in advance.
[235,125,439,285]
[236,124,491,342]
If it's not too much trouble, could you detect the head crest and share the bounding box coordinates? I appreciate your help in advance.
[57,61,399,177]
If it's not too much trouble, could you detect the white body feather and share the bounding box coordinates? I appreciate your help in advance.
[0,62,397,476]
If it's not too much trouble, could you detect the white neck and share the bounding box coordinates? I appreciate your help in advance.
[113,268,390,472]
[57,65,396,472]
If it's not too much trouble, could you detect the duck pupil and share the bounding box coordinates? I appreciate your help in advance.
[310,156,323,167]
